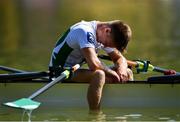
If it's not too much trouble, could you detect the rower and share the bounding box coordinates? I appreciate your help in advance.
[49,20,133,111]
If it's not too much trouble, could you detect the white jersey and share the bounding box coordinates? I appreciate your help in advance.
[49,20,114,67]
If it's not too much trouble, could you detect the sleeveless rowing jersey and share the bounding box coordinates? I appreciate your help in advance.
[49,20,114,67]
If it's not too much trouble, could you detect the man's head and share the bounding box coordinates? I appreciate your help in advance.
[97,20,132,53]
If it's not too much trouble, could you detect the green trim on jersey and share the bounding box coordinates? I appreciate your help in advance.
[53,42,73,67]
[55,29,70,47]
[52,28,72,67]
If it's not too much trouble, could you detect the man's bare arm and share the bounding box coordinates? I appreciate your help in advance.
[108,49,129,82]
[81,47,120,81]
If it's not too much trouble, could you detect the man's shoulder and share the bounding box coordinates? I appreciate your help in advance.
[70,22,96,43]
[71,21,96,33]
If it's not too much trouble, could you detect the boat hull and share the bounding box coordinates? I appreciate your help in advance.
[0,82,180,109]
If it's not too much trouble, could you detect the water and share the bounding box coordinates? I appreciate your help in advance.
[0,0,180,121]
[22,109,33,122]
[0,83,180,121]
[0,107,180,121]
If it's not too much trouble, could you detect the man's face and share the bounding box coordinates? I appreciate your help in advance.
[101,27,116,48]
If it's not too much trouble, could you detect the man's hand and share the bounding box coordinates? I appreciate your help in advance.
[108,49,129,83]
[105,69,120,83]
[116,68,129,83]
[115,58,129,83]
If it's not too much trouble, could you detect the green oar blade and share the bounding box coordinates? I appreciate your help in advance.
[4,98,41,110]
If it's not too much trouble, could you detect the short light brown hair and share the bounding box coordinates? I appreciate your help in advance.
[109,20,132,52]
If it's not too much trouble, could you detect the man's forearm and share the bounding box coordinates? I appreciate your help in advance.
[114,56,127,69]
[99,61,118,77]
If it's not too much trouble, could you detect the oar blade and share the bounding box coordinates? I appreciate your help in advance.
[3,98,41,110]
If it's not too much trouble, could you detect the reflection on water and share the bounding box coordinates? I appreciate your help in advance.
[0,107,180,121]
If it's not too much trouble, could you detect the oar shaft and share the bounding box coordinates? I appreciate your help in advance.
[28,71,67,99]
[0,72,48,80]
[0,65,26,73]
[28,64,80,99]
[98,54,138,67]
[153,66,180,75]
[153,66,168,73]
[98,54,180,74]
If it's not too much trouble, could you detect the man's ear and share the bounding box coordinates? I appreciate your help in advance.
[105,27,111,35]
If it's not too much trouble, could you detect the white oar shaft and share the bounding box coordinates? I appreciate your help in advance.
[28,64,80,100]
[28,72,67,99]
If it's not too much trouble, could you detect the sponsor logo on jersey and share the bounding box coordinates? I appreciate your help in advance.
[87,32,95,44]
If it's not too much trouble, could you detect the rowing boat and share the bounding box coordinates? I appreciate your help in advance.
[1,76,180,110]
[0,64,180,111]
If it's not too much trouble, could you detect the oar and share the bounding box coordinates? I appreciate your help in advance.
[147,74,180,83]
[0,72,48,81]
[0,65,26,73]
[0,65,49,81]
[127,60,180,75]
[3,64,80,110]
[98,55,180,75]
